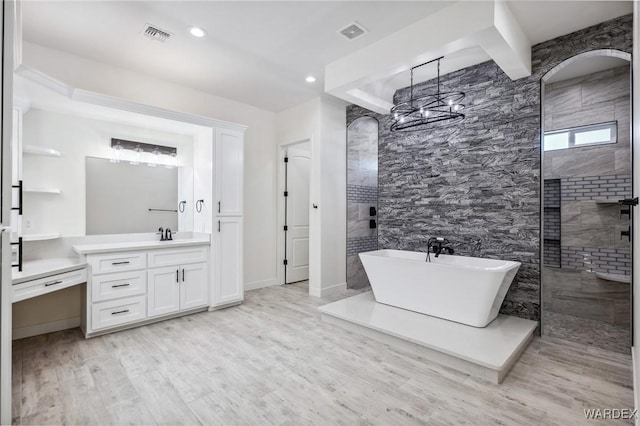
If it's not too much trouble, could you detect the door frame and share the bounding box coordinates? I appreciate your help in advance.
[0,0,15,422]
[276,138,312,287]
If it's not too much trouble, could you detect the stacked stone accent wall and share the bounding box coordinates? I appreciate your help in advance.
[347,14,632,322]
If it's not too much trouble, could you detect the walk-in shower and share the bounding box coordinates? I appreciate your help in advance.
[541,50,632,353]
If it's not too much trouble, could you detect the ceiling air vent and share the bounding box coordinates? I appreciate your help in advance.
[338,22,368,41]
[142,23,172,42]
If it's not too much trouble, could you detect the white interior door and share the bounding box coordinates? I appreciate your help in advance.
[285,152,310,283]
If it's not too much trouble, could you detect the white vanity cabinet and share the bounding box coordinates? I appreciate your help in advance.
[147,246,208,317]
[215,217,243,305]
[77,241,211,337]
[208,126,245,309]
[215,128,243,217]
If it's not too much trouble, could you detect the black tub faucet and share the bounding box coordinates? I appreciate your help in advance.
[165,228,173,241]
[158,227,165,241]
[427,237,454,261]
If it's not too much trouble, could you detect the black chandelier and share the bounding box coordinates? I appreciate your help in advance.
[390,56,465,132]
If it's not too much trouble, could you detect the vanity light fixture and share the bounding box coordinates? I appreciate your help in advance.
[390,56,465,132]
[189,26,207,38]
[130,147,143,166]
[110,141,123,163]
[305,75,316,83]
[147,148,160,167]
[165,152,178,169]
[111,138,177,167]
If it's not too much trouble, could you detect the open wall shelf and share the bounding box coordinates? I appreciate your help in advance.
[23,145,61,157]
[24,188,61,194]
[22,233,61,242]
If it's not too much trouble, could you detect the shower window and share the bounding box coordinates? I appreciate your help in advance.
[544,121,617,151]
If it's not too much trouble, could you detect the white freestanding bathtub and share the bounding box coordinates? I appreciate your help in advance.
[359,249,521,327]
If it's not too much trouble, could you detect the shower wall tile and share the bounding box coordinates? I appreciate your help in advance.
[545,66,631,182]
[546,149,619,179]
[347,254,369,292]
[347,185,378,203]
[561,175,631,201]
[347,115,380,290]
[544,213,560,240]
[347,14,632,323]
[562,223,615,247]
[580,202,624,225]
[543,179,561,206]
[561,246,631,275]
[544,241,561,267]
[347,203,376,238]
[582,71,630,106]
[543,179,561,255]
[561,201,581,224]
[544,85,582,114]
[543,267,630,325]
[549,102,615,130]
[346,236,378,256]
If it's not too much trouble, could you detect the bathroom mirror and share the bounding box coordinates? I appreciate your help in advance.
[85,157,193,235]
[541,50,631,353]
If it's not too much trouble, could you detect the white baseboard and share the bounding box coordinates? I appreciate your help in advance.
[12,317,81,340]
[245,278,277,292]
[310,281,347,298]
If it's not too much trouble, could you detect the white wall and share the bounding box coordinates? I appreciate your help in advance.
[22,108,193,237]
[318,96,348,295]
[276,96,348,296]
[22,41,279,289]
[276,98,321,289]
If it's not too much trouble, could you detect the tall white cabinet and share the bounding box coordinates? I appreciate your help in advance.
[195,126,245,309]
[212,128,244,307]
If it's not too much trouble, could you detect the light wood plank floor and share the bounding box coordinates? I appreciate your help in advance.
[12,282,634,425]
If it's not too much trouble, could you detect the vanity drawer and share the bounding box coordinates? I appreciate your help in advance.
[13,268,88,303]
[148,246,208,268]
[91,295,146,330]
[89,252,147,275]
[91,270,146,302]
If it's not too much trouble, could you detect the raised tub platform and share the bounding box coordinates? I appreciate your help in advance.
[319,292,537,384]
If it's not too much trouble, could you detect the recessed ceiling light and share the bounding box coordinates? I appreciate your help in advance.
[189,26,207,38]
[305,75,316,83]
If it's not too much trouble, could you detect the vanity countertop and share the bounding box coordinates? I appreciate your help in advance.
[12,257,88,285]
[72,236,211,255]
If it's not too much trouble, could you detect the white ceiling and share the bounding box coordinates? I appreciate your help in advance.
[21,1,633,112]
